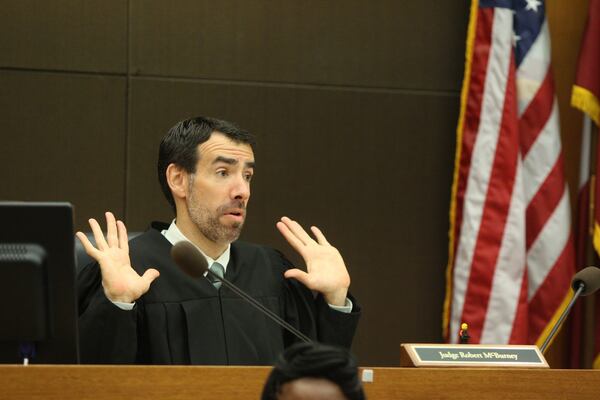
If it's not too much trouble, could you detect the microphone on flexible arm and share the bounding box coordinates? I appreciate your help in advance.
[170,241,312,344]
[539,266,600,354]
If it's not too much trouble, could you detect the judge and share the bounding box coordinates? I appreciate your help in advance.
[77,116,360,364]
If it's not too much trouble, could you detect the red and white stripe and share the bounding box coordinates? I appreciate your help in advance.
[448,6,574,344]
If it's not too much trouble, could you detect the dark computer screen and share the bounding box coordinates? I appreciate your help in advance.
[0,201,79,363]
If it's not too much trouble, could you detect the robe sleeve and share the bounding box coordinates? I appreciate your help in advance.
[77,262,140,363]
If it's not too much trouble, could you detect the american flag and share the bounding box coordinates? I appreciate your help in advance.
[443,0,575,345]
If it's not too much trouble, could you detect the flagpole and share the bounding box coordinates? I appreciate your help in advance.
[582,121,598,368]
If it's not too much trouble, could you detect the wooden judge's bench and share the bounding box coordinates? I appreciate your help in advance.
[1,365,599,399]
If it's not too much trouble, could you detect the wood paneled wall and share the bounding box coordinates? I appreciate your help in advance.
[0,0,588,366]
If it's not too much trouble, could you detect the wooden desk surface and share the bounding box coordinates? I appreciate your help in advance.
[1,365,599,399]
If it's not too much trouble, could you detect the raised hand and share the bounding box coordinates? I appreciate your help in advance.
[76,212,159,303]
[276,216,350,306]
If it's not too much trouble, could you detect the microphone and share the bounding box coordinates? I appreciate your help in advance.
[170,241,312,344]
[571,266,600,296]
[171,240,208,278]
[539,266,600,353]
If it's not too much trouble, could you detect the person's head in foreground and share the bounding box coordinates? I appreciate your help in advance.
[261,342,366,400]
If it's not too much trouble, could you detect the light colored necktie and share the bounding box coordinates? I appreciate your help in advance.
[208,262,224,289]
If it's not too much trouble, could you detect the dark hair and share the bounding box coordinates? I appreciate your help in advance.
[157,116,256,212]
[261,342,365,400]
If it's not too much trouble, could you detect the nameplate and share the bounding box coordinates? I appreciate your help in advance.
[400,344,548,368]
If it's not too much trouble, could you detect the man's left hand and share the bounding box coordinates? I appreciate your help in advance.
[276,216,350,306]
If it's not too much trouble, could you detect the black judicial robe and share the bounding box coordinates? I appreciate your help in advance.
[77,222,361,365]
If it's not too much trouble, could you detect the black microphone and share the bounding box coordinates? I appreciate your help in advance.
[170,241,312,344]
[171,240,208,279]
[539,266,600,353]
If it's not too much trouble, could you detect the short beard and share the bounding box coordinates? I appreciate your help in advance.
[187,177,245,244]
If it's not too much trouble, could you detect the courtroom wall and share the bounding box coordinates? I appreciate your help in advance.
[4,1,585,366]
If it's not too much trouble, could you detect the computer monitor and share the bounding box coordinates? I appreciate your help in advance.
[0,201,79,363]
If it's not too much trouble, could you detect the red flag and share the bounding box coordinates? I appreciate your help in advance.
[572,0,600,127]
[444,0,575,346]
[572,0,600,369]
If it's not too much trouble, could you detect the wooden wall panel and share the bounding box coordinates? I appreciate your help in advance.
[131,0,468,91]
[127,78,458,364]
[0,71,127,230]
[0,0,469,365]
[0,0,127,73]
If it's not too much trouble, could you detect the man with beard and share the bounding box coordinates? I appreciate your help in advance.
[76,116,360,365]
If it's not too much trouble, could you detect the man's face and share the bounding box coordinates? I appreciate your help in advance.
[186,132,255,244]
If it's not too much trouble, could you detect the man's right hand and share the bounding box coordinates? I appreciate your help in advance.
[76,211,160,303]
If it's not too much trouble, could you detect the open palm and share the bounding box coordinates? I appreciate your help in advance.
[76,212,159,303]
[276,216,350,306]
